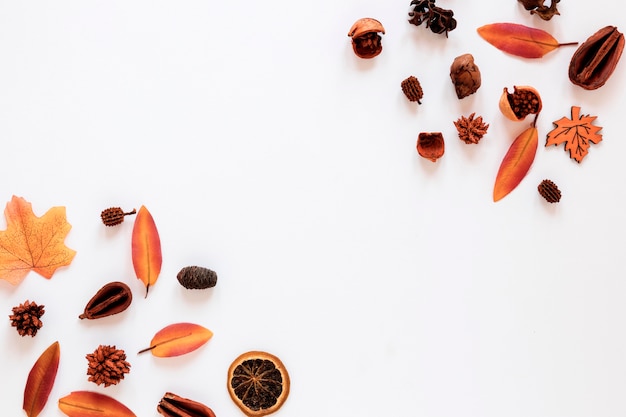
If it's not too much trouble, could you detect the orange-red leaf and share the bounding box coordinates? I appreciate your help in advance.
[131,205,162,297]
[477,23,573,58]
[58,391,136,417]
[493,126,539,202]
[545,106,603,163]
[138,322,213,357]
[23,341,60,417]
[0,196,76,285]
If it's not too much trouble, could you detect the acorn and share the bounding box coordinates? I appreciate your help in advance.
[101,207,136,227]
[499,86,542,121]
[348,18,385,59]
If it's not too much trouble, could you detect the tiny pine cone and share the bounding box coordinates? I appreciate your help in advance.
[9,300,45,337]
[401,76,424,104]
[100,207,136,226]
[453,113,489,144]
[538,179,561,203]
[177,266,218,290]
[86,345,131,387]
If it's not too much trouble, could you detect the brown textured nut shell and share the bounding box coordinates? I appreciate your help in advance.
[348,18,385,59]
[348,18,385,39]
[416,132,445,162]
[569,26,625,90]
[449,54,481,99]
[498,85,542,121]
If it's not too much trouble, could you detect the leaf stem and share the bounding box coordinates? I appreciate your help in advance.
[137,345,155,354]
[558,42,579,47]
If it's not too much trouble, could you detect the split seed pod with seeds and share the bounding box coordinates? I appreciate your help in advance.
[348,18,385,59]
[157,392,216,417]
[499,85,542,121]
[79,281,132,320]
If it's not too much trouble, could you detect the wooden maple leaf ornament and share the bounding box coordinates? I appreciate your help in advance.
[0,196,76,285]
[545,106,603,163]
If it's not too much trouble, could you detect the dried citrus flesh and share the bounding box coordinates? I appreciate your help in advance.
[227,351,290,417]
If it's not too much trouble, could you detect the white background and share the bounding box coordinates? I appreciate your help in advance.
[1,1,626,416]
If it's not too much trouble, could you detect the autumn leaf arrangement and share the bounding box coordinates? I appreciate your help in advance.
[350,0,622,203]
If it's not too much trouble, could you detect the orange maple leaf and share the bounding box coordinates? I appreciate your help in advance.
[0,196,76,285]
[545,106,603,163]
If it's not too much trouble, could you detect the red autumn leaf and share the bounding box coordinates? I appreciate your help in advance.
[23,341,60,417]
[477,22,577,58]
[131,205,162,297]
[0,196,76,285]
[545,106,603,163]
[138,322,213,357]
[58,391,136,417]
[493,125,539,202]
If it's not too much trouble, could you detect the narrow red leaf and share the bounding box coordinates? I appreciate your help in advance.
[493,126,539,202]
[58,391,136,417]
[131,205,162,297]
[477,23,577,58]
[23,341,60,417]
[138,322,213,357]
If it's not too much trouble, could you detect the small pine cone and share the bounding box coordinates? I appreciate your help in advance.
[538,179,561,203]
[177,266,218,290]
[100,207,136,227]
[453,113,489,144]
[86,345,131,387]
[401,76,424,104]
[9,300,45,337]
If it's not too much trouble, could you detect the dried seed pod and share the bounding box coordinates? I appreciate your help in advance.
[569,26,624,90]
[348,18,385,59]
[538,179,561,203]
[449,53,481,99]
[401,76,424,103]
[499,85,542,121]
[101,207,136,226]
[79,281,133,319]
[177,266,218,290]
[158,392,216,417]
[416,132,445,162]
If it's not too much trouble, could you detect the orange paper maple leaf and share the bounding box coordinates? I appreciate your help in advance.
[545,106,603,163]
[0,196,76,285]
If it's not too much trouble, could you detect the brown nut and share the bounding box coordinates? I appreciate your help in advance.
[416,132,445,162]
[158,392,216,417]
[79,281,132,320]
[450,53,481,99]
[569,26,624,90]
[348,18,385,59]
[499,85,542,121]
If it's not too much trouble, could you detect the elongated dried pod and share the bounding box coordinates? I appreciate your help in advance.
[158,392,216,417]
[569,26,624,90]
[79,281,132,320]
[177,266,218,290]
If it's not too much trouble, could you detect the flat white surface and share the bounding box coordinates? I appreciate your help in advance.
[1,1,626,416]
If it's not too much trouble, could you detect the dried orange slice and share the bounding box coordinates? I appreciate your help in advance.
[227,351,290,416]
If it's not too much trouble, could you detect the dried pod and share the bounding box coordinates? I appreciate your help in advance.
[79,281,132,320]
[401,76,424,103]
[177,266,218,290]
[449,54,481,99]
[158,392,216,417]
[569,26,624,90]
[538,179,561,203]
[499,86,542,121]
[518,0,560,21]
[416,132,445,162]
[348,18,385,59]
[101,207,136,227]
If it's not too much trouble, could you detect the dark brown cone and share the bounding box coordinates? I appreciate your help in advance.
[101,207,136,226]
[538,179,561,203]
[401,76,424,104]
[9,300,45,337]
[177,266,218,290]
[86,345,131,386]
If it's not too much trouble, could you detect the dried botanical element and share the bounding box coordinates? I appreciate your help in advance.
[0,196,76,285]
[58,391,137,417]
[477,23,577,58]
[138,322,213,357]
[454,113,489,144]
[569,26,624,90]
[499,85,542,121]
[416,132,445,162]
[538,179,561,203]
[545,106,603,163]
[86,345,131,387]
[228,351,290,417]
[493,123,539,202]
[518,0,560,20]
[24,341,60,417]
[347,18,385,59]
[79,281,133,320]
[400,76,423,104]
[132,205,162,297]
[449,54,481,99]
[408,0,456,37]
[177,266,218,290]
[10,300,45,337]
[158,392,216,417]
[100,207,136,227]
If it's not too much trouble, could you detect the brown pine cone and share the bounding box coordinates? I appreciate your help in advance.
[401,76,424,104]
[9,300,45,337]
[538,179,561,203]
[86,345,131,387]
[453,113,489,144]
[100,207,136,227]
